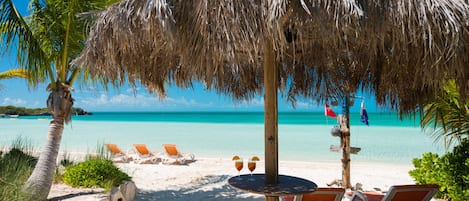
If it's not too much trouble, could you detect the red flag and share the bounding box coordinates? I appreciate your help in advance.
[324,104,337,118]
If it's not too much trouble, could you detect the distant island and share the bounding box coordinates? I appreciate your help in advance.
[0,106,92,116]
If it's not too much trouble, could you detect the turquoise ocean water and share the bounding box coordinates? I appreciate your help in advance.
[0,112,446,165]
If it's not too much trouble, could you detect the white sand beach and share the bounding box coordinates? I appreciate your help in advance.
[2,114,441,201]
[47,157,415,201]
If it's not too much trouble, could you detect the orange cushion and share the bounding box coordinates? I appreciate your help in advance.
[134,144,150,155]
[164,144,179,156]
[106,144,122,154]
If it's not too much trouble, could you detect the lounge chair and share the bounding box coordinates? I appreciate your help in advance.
[349,184,439,201]
[104,143,132,163]
[281,187,345,201]
[133,144,162,164]
[161,144,195,165]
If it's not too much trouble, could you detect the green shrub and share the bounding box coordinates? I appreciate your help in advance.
[409,153,441,185]
[54,152,75,183]
[0,139,37,201]
[410,140,469,200]
[409,152,444,198]
[0,148,37,168]
[437,140,469,200]
[62,159,131,191]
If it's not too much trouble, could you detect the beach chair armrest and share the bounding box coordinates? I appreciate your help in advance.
[349,191,368,201]
[182,152,195,160]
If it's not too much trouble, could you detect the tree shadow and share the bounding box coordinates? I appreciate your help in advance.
[48,190,105,201]
[136,175,264,201]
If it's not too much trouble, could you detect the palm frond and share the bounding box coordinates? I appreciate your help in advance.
[0,68,28,79]
[1,0,122,90]
[0,0,49,86]
[421,80,469,149]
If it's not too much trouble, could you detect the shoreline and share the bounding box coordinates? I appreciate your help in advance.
[48,156,416,201]
[1,115,444,165]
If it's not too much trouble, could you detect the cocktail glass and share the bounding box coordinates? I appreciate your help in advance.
[247,159,256,181]
[234,158,243,180]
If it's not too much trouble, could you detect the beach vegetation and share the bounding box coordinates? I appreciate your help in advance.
[62,159,131,192]
[412,79,469,200]
[85,143,112,161]
[59,152,74,168]
[421,80,469,149]
[0,105,91,116]
[53,152,75,184]
[410,139,469,200]
[0,139,37,201]
[0,0,120,199]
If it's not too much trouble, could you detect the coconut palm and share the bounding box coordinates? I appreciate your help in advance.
[0,0,118,199]
[421,80,469,149]
[74,0,469,195]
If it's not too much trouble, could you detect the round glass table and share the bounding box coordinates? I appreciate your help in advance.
[228,174,317,197]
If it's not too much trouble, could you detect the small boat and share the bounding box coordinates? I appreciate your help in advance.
[9,115,19,118]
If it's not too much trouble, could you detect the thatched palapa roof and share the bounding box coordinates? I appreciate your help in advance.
[74,0,469,113]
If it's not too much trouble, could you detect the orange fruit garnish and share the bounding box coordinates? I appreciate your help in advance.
[232,155,241,160]
[251,156,260,161]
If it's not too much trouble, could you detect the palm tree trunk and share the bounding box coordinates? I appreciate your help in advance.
[24,118,64,200]
[24,84,73,200]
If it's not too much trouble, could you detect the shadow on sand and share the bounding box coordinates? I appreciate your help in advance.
[48,190,105,201]
[136,175,264,201]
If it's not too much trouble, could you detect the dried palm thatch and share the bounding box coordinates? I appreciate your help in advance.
[74,0,469,193]
[75,0,469,112]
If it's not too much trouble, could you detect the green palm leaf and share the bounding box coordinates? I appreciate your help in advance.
[421,80,469,149]
[0,68,28,79]
[0,0,48,86]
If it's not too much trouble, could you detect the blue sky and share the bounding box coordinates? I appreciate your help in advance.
[0,69,381,112]
[0,1,383,113]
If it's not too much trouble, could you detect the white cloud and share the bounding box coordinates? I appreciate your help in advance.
[125,87,140,93]
[165,97,195,106]
[295,101,312,108]
[79,94,155,107]
[240,98,264,107]
[74,92,321,112]
[2,97,27,106]
[31,101,41,107]
[109,94,136,104]
[75,93,217,111]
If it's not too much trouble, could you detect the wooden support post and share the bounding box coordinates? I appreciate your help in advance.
[264,40,279,201]
[341,96,352,189]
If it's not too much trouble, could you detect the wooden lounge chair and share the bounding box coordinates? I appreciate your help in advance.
[281,187,345,201]
[349,184,439,201]
[132,144,162,164]
[104,143,132,163]
[162,144,195,165]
